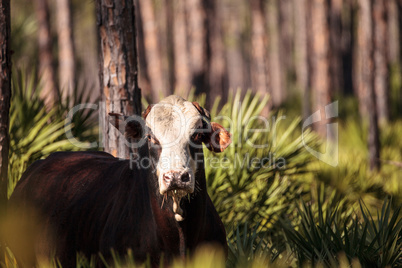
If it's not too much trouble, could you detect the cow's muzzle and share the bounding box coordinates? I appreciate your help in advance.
[161,170,193,222]
[162,171,192,195]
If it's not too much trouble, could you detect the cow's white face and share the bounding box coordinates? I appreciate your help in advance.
[143,95,231,221]
[145,96,202,196]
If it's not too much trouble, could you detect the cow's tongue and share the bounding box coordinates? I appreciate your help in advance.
[172,195,184,221]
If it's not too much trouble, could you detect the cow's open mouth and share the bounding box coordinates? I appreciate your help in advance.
[167,189,187,198]
[165,189,188,222]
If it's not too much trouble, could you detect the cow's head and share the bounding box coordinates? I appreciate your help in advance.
[110,95,231,221]
[143,96,231,220]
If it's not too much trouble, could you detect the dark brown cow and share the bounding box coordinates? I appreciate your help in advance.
[7,96,231,267]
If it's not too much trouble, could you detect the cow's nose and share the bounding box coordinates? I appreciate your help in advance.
[180,172,190,182]
[163,172,175,185]
[163,171,190,185]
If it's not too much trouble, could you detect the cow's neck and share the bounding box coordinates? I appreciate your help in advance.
[146,155,208,258]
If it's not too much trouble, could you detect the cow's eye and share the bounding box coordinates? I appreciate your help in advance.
[147,134,160,145]
[191,132,202,144]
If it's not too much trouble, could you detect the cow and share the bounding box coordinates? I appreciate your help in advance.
[6,95,231,267]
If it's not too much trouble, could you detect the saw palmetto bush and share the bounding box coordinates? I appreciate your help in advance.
[312,118,402,209]
[198,90,317,226]
[8,70,98,197]
[281,192,402,267]
[226,222,292,268]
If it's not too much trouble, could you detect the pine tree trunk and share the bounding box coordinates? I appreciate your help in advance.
[341,0,354,95]
[205,0,226,106]
[165,0,175,93]
[56,0,75,101]
[387,1,400,64]
[173,0,191,96]
[186,0,208,94]
[279,0,294,85]
[0,0,11,258]
[266,0,284,107]
[250,0,269,114]
[399,1,402,111]
[96,0,141,158]
[138,0,168,100]
[134,0,151,99]
[329,0,343,93]
[294,0,309,119]
[310,0,331,138]
[222,1,244,93]
[373,0,389,124]
[35,0,58,108]
[355,1,367,118]
[358,0,381,170]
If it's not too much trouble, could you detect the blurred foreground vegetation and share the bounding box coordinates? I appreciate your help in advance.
[3,70,401,267]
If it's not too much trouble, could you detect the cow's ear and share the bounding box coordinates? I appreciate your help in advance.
[109,113,143,139]
[205,122,231,153]
[192,102,211,121]
[142,104,154,120]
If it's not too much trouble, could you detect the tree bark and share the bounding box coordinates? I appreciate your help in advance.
[355,1,367,118]
[173,0,191,96]
[56,0,76,101]
[340,0,354,95]
[357,0,381,170]
[249,0,269,115]
[205,0,227,105]
[165,0,175,93]
[387,1,400,64]
[222,1,244,94]
[294,0,309,119]
[0,0,11,259]
[138,0,168,100]
[279,0,294,84]
[186,0,208,94]
[35,0,58,109]
[372,0,389,124]
[96,0,141,158]
[266,0,284,107]
[134,0,151,99]
[310,0,331,138]
[250,0,269,102]
[329,0,343,93]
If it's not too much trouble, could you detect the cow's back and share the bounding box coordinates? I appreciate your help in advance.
[8,151,159,266]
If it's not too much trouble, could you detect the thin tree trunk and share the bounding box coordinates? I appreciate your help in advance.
[355,2,367,118]
[329,0,343,93]
[0,0,11,260]
[266,0,284,107]
[138,0,168,100]
[358,0,380,170]
[186,0,208,94]
[387,1,400,64]
[294,0,309,119]
[279,0,294,84]
[388,0,401,117]
[135,0,152,100]
[155,0,170,94]
[373,0,389,125]
[56,0,75,101]
[398,1,402,112]
[250,0,269,114]
[222,1,244,94]
[341,0,354,95]
[97,0,141,158]
[173,0,191,96]
[165,0,175,93]
[35,0,58,108]
[310,0,331,138]
[205,0,226,105]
